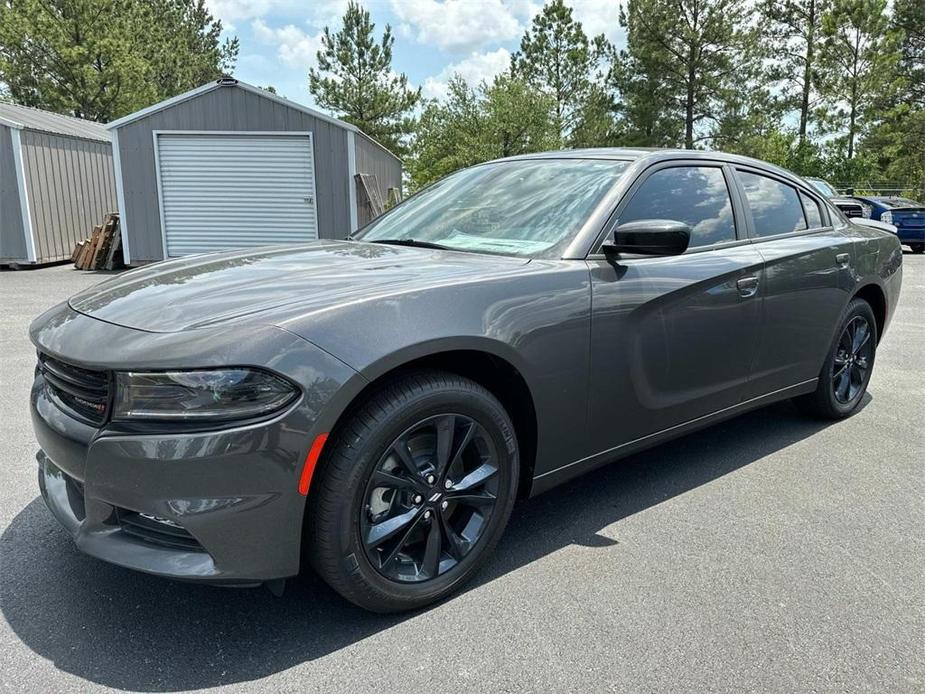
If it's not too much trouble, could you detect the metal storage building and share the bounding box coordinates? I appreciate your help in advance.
[0,103,116,265]
[107,77,403,265]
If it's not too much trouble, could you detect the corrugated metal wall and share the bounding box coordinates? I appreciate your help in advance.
[114,86,353,264]
[20,131,116,263]
[0,125,27,261]
[354,133,403,227]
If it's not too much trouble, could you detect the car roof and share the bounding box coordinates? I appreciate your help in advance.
[490,147,813,192]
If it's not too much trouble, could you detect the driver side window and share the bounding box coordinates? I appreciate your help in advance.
[619,166,737,248]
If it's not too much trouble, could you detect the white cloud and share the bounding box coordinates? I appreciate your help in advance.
[390,0,523,52]
[208,0,346,26]
[422,48,512,100]
[568,0,624,44]
[251,20,324,70]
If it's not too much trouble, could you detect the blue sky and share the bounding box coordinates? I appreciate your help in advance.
[208,0,626,108]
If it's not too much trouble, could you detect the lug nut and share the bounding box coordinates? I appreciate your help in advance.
[441,500,449,510]
[426,474,436,485]
[413,494,422,504]
[424,510,432,520]
[444,479,452,489]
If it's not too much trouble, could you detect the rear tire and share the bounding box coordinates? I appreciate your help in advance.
[307,370,519,613]
[795,298,877,419]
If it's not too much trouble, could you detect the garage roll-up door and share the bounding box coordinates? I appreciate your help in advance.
[156,133,319,257]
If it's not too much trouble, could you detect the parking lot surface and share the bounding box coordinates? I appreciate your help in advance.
[1,257,923,693]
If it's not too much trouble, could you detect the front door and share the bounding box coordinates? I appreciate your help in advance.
[586,163,765,454]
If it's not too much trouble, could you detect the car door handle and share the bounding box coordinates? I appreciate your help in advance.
[836,252,850,268]
[736,276,759,298]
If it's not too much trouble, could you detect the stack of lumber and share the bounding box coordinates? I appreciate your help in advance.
[72,213,121,270]
[355,173,385,217]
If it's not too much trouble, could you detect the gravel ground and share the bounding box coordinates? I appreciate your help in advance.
[1,256,923,693]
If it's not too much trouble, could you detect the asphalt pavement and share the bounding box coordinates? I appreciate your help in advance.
[1,256,922,693]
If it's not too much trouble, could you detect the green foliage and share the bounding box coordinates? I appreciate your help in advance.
[758,0,830,143]
[407,74,556,190]
[0,0,237,122]
[308,1,419,156]
[616,0,758,149]
[512,0,609,145]
[818,0,901,158]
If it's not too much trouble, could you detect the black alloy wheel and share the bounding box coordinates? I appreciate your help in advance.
[307,370,519,613]
[831,316,873,404]
[795,297,877,419]
[360,414,500,582]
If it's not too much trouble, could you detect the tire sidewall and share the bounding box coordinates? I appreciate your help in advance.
[329,380,519,609]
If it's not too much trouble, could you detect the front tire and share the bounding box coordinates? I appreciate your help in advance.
[307,370,519,613]
[795,298,877,419]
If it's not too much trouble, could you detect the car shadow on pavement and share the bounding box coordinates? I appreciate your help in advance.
[0,398,866,691]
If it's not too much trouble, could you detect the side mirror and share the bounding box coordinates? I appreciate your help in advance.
[602,219,692,256]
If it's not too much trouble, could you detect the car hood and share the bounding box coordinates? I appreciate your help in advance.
[68,240,529,333]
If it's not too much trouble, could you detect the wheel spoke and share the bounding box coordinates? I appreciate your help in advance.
[852,321,869,353]
[365,507,419,549]
[380,512,426,571]
[833,362,849,380]
[835,369,851,401]
[439,511,467,560]
[446,421,475,480]
[371,469,416,491]
[433,415,456,477]
[450,462,497,492]
[391,438,424,482]
[449,491,496,508]
[420,518,442,578]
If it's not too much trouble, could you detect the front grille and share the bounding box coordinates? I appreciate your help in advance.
[117,510,206,552]
[38,354,110,425]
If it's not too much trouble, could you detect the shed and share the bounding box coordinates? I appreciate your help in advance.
[107,77,403,265]
[0,103,116,265]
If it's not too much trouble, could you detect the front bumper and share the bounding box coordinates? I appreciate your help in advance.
[30,305,362,583]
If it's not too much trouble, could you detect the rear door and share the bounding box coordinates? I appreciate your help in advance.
[586,161,765,453]
[732,167,855,398]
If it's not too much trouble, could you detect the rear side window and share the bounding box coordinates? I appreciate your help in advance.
[619,166,736,247]
[738,171,807,237]
[800,192,824,228]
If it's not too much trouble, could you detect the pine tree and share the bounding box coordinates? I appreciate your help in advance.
[819,0,901,159]
[616,0,756,149]
[759,0,830,145]
[309,2,419,155]
[0,0,237,122]
[512,0,607,146]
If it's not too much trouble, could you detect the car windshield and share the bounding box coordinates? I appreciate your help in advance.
[807,178,838,197]
[356,158,631,257]
[881,197,923,209]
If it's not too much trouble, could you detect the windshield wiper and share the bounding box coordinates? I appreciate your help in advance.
[368,238,452,251]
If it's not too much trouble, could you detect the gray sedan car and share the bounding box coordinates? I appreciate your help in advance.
[30,149,903,612]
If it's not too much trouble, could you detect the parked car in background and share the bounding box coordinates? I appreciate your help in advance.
[30,148,903,612]
[851,195,925,254]
[805,177,871,219]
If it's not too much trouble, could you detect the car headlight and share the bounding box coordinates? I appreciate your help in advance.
[882,210,892,224]
[113,368,298,421]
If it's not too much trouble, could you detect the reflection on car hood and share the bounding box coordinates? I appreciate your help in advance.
[69,240,528,333]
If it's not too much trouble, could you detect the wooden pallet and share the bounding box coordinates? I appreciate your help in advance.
[355,173,385,217]
[72,213,121,270]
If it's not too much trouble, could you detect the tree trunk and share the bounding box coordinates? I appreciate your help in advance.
[685,52,695,149]
[799,0,816,146]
